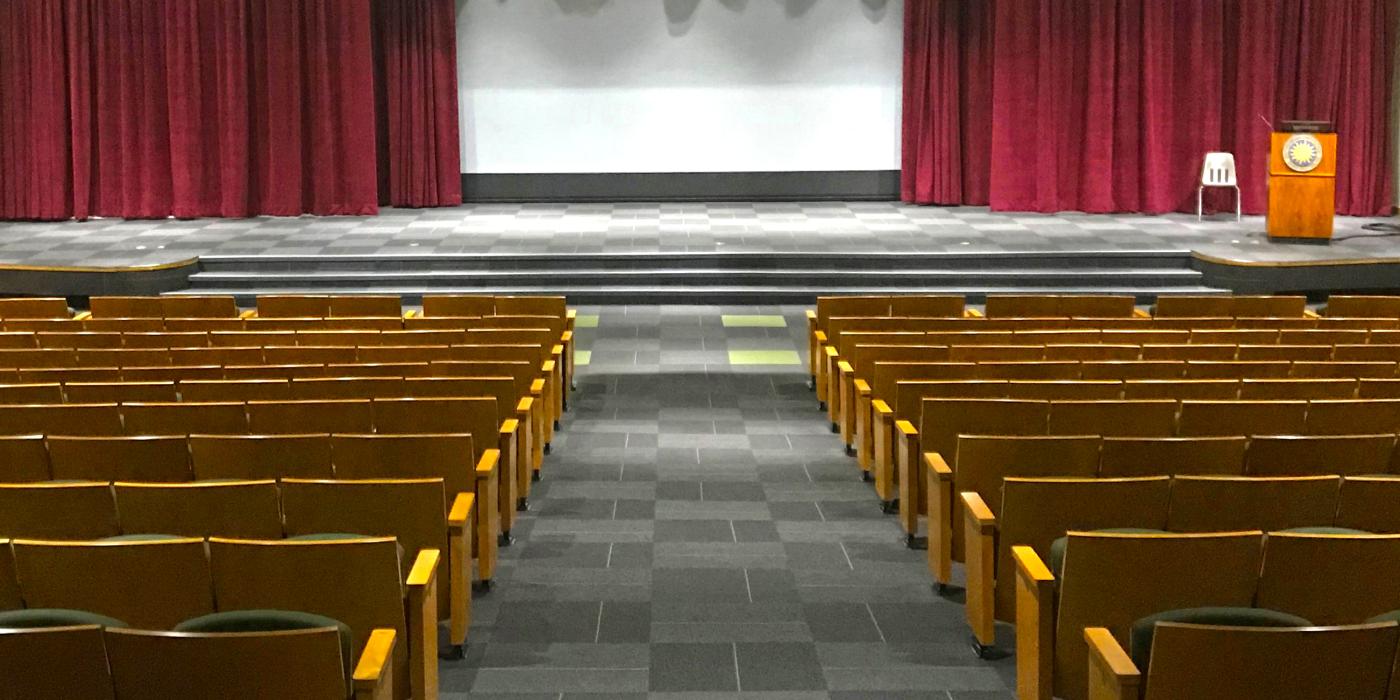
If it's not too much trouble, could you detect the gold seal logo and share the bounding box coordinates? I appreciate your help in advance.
[1283,134,1324,173]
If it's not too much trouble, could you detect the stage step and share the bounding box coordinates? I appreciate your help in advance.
[178,251,1223,304]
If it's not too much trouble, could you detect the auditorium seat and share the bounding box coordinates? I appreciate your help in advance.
[89,296,165,319]
[1164,476,1340,532]
[421,294,496,318]
[65,381,178,404]
[48,436,191,482]
[179,379,292,403]
[1244,434,1397,476]
[0,482,119,539]
[1176,400,1308,436]
[122,402,248,435]
[1098,437,1248,477]
[112,480,283,539]
[0,403,123,436]
[280,477,474,656]
[1256,531,1400,624]
[328,295,403,318]
[247,400,373,435]
[1336,477,1400,532]
[0,297,71,319]
[1085,621,1397,700]
[257,295,333,318]
[1328,295,1400,318]
[0,625,117,700]
[190,434,333,481]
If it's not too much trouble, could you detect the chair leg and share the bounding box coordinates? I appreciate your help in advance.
[1197,187,1204,221]
[1234,185,1241,222]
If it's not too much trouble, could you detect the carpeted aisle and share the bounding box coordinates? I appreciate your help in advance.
[441,305,1015,699]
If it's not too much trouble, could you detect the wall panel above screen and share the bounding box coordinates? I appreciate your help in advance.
[455,0,904,175]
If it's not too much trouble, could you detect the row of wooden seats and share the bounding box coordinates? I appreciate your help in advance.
[1012,530,1400,700]
[931,433,1400,579]
[962,474,1400,654]
[0,337,555,368]
[0,293,565,321]
[0,623,394,700]
[0,535,433,699]
[892,398,1400,540]
[1,314,552,331]
[0,476,479,660]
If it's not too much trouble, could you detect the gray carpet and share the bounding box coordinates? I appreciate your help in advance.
[441,305,1016,699]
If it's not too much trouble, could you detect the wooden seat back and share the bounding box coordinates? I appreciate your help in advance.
[190,434,333,481]
[257,295,331,318]
[66,381,179,404]
[1176,400,1308,436]
[1049,400,1178,437]
[0,435,51,481]
[161,295,239,319]
[1098,437,1248,477]
[247,400,373,435]
[995,477,1170,621]
[0,403,123,436]
[290,377,405,401]
[0,383,64,404]
[422,294,497,318]
[178,379,292,403]
[1053,531,1263,700]
[1245,435,1397,476]
[494,295,566,319]
[356,345,456,364]
[113,481,283,539]
[1078,361,1184,380]
[263,346,358,366]
[329,295,402,318]
[1305,399,1400,435]
[1257,532,1400,624]
[1005,381,1123,401]
[48,436,190,482]
[1238,378,1356,400]
[1140,622,1398,700]
[122,402,248,435]
[1166,476,1341,532]
[1336,477,1400,532]
[330,434,476,501]
[208,537,407,699]
[12,538,214,629]
[104,626,348,700]
[37,331,123,349]
[975,361,1080,380]
[372,398,498,456]
[1122,379,1236,400]
[0,482,118,539]
[0,626,114,700]
[0,297,70,319]
[890,295,965,317]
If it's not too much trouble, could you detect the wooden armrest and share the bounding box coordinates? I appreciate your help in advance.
[806,309,817,320]
[448,492,475,530]
[516,397,533,413]
[961,491,996,534]
[873,399,892,417]
[567,309,577,319]
[965,308,984,318]
[352,628,396,700]
[407,548,440,588]
[551,344,563,356]
[1013,545,1054,584]
[1086,627,1141,700]
[837,360,854,375]
[474,448,501,482]
[543,359,556,372]
[560,330,573,343]
[924,451,951,481]
[403,309,418,319]
[530,378,545,394]
[73,311,92,321]
[824,346,839,361]
[855,379,871,395]
[895,419,918,438]
[500,420,518,438]
[239,309,258,319]
[1304,309,1321,319]
[814,330,828,344]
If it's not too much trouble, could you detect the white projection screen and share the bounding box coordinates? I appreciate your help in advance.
[455,0,904,175]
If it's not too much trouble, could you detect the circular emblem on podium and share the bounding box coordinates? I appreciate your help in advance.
[1283,134,1324,173]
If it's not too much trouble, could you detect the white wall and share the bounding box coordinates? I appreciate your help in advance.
[455,0,904,174]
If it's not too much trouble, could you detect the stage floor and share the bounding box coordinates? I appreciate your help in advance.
[0,203,1396,269]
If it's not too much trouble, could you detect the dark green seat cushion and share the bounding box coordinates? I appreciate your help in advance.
[1366,610,1400,624]
[175,609,354,684]
[1129,607,1311,673]
[1277,526,1371,535]
[0,608,127,629]
[101,534,182,542]
[1048,528,1168,579]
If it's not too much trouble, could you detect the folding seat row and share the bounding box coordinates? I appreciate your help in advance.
[925,432,1400,587]
[0,622,393,699]
[1326,295,1400,318]
[0,476,478,664]
[1013,530,1400,700]
[1153,294,1309,318]
[892,398,1400,544]
[0,535,430,699]
[0,341,550,369]
[962,474,1400,659]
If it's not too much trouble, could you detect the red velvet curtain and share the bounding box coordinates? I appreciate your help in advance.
[373,0,463,208]
[903,0,1396,216]
[0,0,463,220]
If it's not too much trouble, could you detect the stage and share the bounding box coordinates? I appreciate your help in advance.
[0,203,1397,303]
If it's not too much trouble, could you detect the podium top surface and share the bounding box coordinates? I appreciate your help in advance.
[1280,120,1333,133]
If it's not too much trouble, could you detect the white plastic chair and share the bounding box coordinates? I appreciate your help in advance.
[1198,152,1241,222]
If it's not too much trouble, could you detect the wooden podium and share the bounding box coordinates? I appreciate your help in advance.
[1266,129,1336,240]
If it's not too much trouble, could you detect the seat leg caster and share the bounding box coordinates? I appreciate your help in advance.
[562,401,569,412]
[880,500,898,515]
[532,472,541,482]
[807,377,816,391]
[498,532,513,547]
[818,401,826,411]
[830,422,839,434]
[860,471,872,483]
[904,535,928,550]
[440,644,465,661]
[517,498,529,512]
[554,420,561,431]
[476,579,493,592]
[544,443,552,455]
[844,444,855,457]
